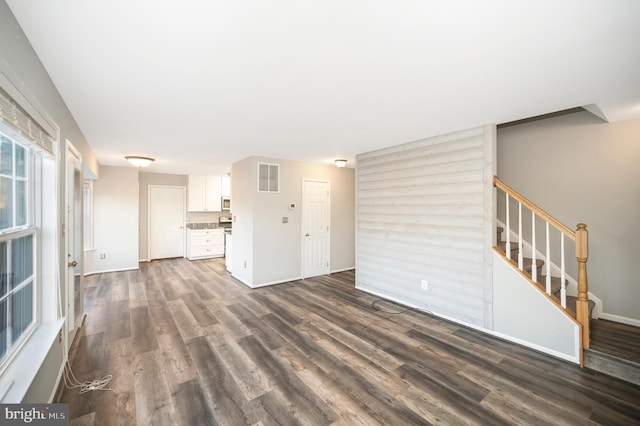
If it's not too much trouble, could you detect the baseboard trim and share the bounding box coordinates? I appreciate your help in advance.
[330,267,355,274]
[598,313,640,327]
[233,271,354,289]
[250,276,303,289]
[83,266,139,276]
[355,285,580,365]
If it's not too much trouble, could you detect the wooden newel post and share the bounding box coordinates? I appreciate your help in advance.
[575,223,590,349]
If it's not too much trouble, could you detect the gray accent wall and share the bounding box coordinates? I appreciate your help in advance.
[231,156,355,287]
[356,126,496,328]
[498,110,640,323]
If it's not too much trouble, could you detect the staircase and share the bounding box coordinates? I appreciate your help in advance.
[496,226,595,320]
[494,176,640,385]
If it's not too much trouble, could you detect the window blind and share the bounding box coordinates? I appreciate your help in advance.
[0,87,54,156]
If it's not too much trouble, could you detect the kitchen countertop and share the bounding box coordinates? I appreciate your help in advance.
[186,222,218,229]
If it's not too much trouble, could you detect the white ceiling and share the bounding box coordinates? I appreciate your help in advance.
[7,0,640,175]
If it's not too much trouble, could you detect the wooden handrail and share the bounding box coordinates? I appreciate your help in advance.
[494,176,576,239]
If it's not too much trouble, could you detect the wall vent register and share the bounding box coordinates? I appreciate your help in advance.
[258,162,279,192]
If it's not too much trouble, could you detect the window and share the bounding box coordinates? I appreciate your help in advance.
[0,136,28,229]
[0,133,36,363]
[258,162,279,192]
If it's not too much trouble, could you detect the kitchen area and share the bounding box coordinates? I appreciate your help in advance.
[185,174,233,272]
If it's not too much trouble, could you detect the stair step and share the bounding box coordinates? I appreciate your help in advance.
[535,275,566,296]
[522,257,544,274]
[584,348,640,386]
[564,295,596,319]
[497,247,544,276]
[497,241,519,257]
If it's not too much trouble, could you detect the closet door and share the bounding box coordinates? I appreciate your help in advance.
[149,185,185,260]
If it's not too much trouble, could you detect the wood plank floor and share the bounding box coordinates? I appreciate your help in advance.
[591,319,640,363]
[59,258,640,425]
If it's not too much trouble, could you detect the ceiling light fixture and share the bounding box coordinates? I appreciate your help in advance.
[334,159,347,168]
[125,155,155,168]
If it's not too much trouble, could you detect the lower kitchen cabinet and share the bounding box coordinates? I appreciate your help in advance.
[186,228,225,260]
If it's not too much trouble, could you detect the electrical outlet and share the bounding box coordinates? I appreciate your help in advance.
[100,253,106,259]
[421,280,428,290]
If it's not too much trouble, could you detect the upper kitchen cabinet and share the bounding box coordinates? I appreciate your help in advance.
[188,175,222,211]
[221,175,231,197]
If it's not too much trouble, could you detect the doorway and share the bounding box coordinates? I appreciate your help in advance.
[65,140,83,345]
[302,179,330,278]
[149,185,186,260]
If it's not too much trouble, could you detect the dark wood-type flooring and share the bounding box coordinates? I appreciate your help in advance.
[59,258,640,425]
[591,318,640,363]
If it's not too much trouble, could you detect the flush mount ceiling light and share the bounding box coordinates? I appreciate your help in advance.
[125,155,155,167]
[334,159,347,168]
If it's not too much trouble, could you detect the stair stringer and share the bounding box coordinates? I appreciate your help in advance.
[492,250,581,364]
[497,219,602,318]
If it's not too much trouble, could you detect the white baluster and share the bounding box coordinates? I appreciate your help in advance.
[531,211,537,282]
[545,222,551,294]
[560,234,566,308]
[518,202,523,270]
[505,193,511,259]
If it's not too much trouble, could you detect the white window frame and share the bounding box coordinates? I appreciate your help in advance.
[0,132,38,372]
[0,126,60,403]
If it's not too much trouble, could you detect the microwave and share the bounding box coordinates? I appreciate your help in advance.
[221,196,231,211]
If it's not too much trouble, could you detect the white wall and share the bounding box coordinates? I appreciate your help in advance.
[498,110,640,323]
[231,156,356,287]
[86,166,139,273]
[356,126,495,328]
[493,252,580,363]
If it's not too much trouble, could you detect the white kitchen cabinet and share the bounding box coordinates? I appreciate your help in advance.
[221,175,231,197]
[186,228,225,260]
[187,175,222,212]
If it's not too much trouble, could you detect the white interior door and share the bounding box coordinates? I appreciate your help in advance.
[149,185,185,260]
[65,141,83,342]
[302,179,330,278]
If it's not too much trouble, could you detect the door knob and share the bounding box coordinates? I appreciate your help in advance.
[68,260,78,267]
[305,233,310,237]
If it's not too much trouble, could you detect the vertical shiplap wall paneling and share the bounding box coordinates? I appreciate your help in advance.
[356,125,496,327]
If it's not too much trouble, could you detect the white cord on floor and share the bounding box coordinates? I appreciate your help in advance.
[63,361,114,394]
